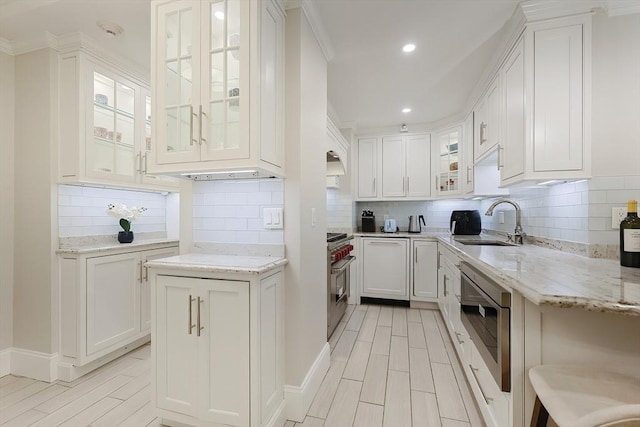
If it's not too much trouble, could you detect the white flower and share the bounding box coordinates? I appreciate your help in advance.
[107,203,147,232]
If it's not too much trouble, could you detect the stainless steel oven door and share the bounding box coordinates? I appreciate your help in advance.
[331,256,355,302]
[460,270,510,392]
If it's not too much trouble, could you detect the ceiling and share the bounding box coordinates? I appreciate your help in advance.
[0,0,518,129]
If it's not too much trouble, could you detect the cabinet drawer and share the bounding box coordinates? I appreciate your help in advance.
[468,343,510,427]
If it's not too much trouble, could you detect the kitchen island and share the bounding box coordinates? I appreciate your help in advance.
[146,254,288,427]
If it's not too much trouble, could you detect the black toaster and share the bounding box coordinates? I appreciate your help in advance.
[450,210,482,235]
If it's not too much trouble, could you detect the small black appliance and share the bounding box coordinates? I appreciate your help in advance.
[450,210,482,235]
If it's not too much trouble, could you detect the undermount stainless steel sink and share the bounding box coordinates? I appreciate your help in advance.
[457,240,517,246]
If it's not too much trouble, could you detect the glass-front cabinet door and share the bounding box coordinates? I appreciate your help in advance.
[88,70,138,182]
[156,1,200,164]
[155,0,249,165]
[201,0,249,161]
[434,126,462,196]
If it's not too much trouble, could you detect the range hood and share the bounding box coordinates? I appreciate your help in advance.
[327,118,349,188]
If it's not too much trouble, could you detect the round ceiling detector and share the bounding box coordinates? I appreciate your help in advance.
[97,21,124,38]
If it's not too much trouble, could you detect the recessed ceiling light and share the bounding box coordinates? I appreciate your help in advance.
[214,11,225,20]
[402,108,412,113]
[402,44,416,53]
[97,21,124,38]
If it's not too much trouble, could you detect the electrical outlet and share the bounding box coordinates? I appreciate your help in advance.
[498,212,505,224]
[612,207,627,229]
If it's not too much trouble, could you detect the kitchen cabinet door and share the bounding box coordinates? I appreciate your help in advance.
[405,134,431,198]
[357,138,378,199]
[362,238,409,300]
[474,77,499,161]
[433,126,462,196]
[155,275,199,417]
[462,112,474,194]
[86,252,141,356]
[140,247,179,332]
[501,38,526,182]
[533,24,583,172]
[381,136,406,197]
[199,279,250,426]
[412,241,438,300]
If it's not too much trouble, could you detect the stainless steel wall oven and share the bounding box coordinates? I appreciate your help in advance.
[460,262,511,392]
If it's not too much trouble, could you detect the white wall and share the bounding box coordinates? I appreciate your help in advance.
[0,51,15,352]
[13,49,57,354]
[284,8,329,387]
[193,179,284,244]
[58,185,168,237]
[591,12,640,177]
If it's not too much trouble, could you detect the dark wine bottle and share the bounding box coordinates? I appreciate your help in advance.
[620,200,640,268]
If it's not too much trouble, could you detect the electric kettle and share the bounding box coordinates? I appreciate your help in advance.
[408,215,426,233]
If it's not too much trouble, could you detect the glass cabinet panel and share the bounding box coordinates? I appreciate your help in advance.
[90,72,135,178]
[163,7,194,155]
[206,0,242,152]
[438,129,460,194]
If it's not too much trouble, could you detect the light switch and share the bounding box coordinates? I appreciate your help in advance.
[263,208,283,229]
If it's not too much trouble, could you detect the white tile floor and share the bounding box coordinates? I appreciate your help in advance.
[0,304,483,427]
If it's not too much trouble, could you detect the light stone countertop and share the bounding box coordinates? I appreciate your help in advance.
[145,253,288,275]
[57,239,179,254]
[354,231,640,315]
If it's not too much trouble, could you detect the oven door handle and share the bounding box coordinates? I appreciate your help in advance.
[331,256,356,274]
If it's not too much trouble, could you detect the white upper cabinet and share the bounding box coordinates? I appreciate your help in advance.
[531,23,584,173]
[474,77,500,162]
[356,137,378,199]
[500,38,526,182]
[433,126,462,197]
[150,0,285,177]
[356,134,431,201]
[59,51,179,191]
[462,113,475,194]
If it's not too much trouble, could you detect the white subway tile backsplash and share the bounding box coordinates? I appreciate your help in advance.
[193,179,284,244]
[58,185,168,238]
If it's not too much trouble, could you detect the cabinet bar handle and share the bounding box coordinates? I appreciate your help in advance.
[144,265,149,282]
[470,365,493,404]
[144,153,148,174]
[443,274,448,297]
[406,176,410,194]
[402,176,405,194]
[437,251,441,269]
[190,106,197,146]
[136,152,142,174]
[196,297,204,337]
[188,295,195,334]
[372,177,376,194]
[415,247,418,263]
[480,122,487,145]
[198,105,204,145]
[200,106,208,145]
[369,241,400,246]
[138,261,143,283]
[466,166,472,184]
[497,144,504,170]
[435,176,438,192]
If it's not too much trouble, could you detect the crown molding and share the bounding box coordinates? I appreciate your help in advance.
[285,0,334,62]
[604,0,640,16]
[0,38,13,55]
[8,32,58,56]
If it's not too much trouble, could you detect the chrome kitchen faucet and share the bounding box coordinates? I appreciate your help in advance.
[485,198,526,245]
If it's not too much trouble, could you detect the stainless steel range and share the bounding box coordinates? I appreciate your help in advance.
[327,233,355,338]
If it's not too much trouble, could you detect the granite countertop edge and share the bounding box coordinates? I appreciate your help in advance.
[146,255,289,275]
[433,236,640,316]
[57,239,180,254]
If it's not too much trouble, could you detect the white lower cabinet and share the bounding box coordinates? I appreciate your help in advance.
[59,243,178,380]
[361,238,409,300]
[411,240,438,301]
[467,343,510,427]
[151,268,284,427]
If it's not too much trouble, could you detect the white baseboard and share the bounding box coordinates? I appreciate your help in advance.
[0,348,11,377]
[266,399,287,427]
[284,342,330,422]
[11,348,58,382]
